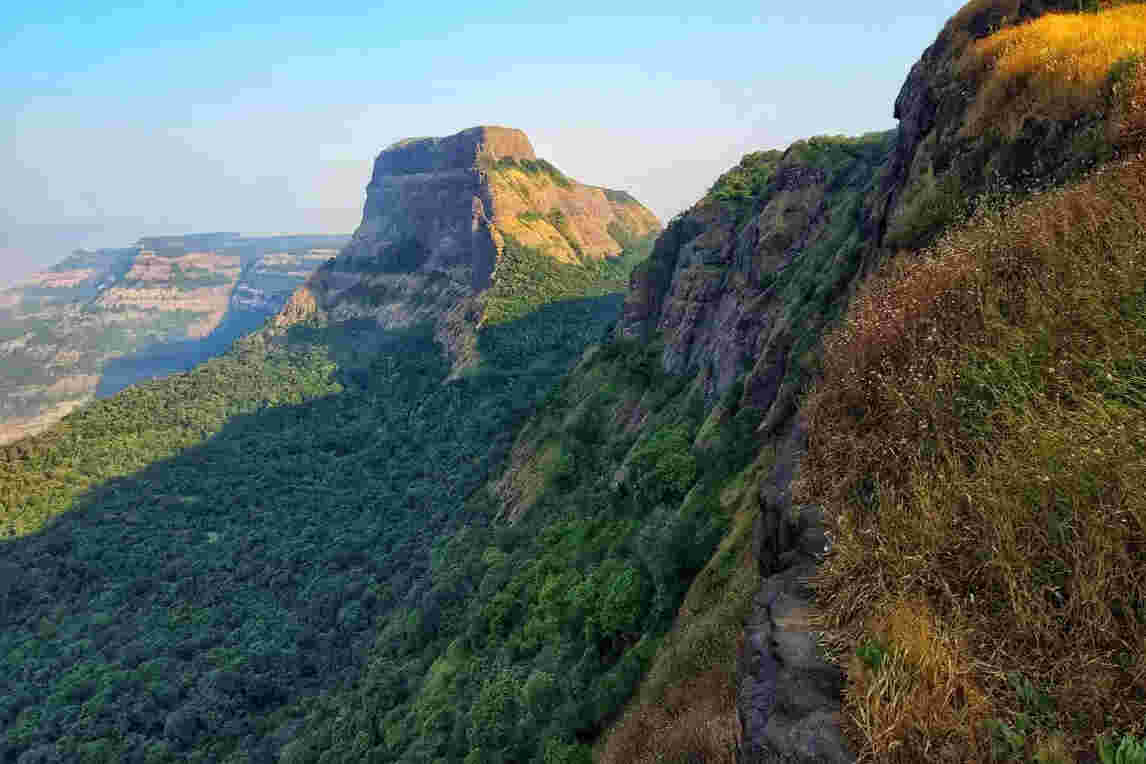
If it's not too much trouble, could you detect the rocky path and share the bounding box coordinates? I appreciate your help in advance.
[737,419,855,763]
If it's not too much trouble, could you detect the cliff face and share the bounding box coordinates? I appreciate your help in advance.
[613,2,1145,761]
[623,0,1137,429]
[276,126,660,358]
[621,135,893,433]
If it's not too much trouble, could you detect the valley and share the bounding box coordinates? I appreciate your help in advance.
[2,2,1146,763]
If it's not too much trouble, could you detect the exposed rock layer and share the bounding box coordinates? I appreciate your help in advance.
[279,126,660,361]
[0,236,344,443]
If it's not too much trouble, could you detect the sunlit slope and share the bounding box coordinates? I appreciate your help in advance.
[959,2,1146,138]
[798,157,1146,763]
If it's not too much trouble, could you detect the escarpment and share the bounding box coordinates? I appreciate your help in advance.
[0,234,344,444]
[275,125,660,364]
[613,2,1146,762]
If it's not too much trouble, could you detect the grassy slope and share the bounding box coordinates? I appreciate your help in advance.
[794,6,1146,758]
[798,154,1146,764]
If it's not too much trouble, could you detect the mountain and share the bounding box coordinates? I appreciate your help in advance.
[275,125,659,369]
[0,234,348,444]
[2,3,1145,763]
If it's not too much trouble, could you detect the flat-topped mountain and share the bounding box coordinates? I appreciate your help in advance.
[276,126,660,360]
[375,125,538,175]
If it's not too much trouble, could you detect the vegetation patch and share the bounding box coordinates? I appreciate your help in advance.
[597,442,771,764]
[483,231,654,326]
[490,156,575,189]
[959,4,1146,140]
[272,335,764,762]
[600,188,638,205]
[704,149,783,222]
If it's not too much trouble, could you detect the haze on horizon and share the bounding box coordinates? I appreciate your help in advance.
[1,0,966,286]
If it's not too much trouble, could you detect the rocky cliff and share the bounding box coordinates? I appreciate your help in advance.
[614,1,1146,761]
[275,126,660,363]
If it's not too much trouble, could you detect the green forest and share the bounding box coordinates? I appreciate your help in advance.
[0,232,747,763]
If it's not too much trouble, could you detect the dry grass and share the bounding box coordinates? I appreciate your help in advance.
[837,598,991,763]
[598,668,740,764]
[795,158,1146,761]
[958,3,1146,138]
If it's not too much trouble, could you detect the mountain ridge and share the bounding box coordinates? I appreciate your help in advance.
[0,233,348,445]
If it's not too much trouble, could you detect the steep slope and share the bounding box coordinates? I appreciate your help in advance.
[800,153,1146,764]
[0,234,347,444]
[603,1,1146,762]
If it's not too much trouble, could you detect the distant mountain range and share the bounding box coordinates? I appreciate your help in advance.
[0,233,348,443]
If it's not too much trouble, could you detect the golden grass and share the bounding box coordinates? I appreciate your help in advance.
[795,158,1146,761]
[959,3,1146,138]
[839,598,991,763]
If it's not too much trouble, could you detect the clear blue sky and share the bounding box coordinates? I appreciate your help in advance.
[1,0,967,283]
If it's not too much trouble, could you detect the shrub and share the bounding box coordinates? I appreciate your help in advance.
[1099,734,1146,764]
[628,425,698,505]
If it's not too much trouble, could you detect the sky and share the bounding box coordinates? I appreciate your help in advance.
[1,0,969,285]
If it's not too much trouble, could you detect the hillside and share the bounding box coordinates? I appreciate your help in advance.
[2,3,1145,764]
[0,130,660,763]
[602,1,1146,762]
[0,234,348,445]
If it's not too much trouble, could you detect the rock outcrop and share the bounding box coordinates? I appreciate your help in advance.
[276,126,660,359]
[621,135,892,430]
[870,0,1125,260]
[737,418,853,764]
